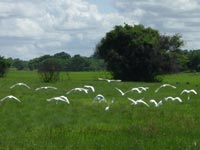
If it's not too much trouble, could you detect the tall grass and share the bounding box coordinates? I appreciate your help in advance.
[0,70,200,149]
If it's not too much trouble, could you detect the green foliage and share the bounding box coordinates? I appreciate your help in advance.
[95,24,184,82]
[0,56,10,77]
[0,71,200,149]
[9,58,28,70]
[27,52,105,72]
[38,58,61,82]
[187,50,200,72]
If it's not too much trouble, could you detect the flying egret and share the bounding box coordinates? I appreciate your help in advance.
[0,95,21,102]
[155,84,176,93]
[130,88,142,94]
[180,89,197,100]
[115,87,131,96]
[59,96,70,104]
[93,94,107,103]
[128,97,149,107]
[98,78,121,83]
[35,86,57,91]
[47,96,70,104]
[10,82,31,89]
[149,99,162,107]
[138,86,149,92]
[66,88,88,94]
[105,98,115,111]
[164,96,183,103]
[84,85,95,92]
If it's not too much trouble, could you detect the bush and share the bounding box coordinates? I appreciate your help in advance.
[38,59,61,82]
[0,56,10,77]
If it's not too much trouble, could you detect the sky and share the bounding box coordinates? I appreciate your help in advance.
[0,0,200,60]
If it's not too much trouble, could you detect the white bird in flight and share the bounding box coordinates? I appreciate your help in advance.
[84,85,95,92]
[180,89,197,100]
[66,88,88,94]
[98,78,121,83]
[130,88,142,94]
[35,86,57,91]
[155,84,176,93]
[0,95,21,102]
[115,87,131,96]
[137,86,149,92]
[93,94,107,103]
[164,96,183,103]
[149,99,162,107]
[128,97,150,107]
[10,82,31,89]
[47,96,70,104]
[105,98,115,111]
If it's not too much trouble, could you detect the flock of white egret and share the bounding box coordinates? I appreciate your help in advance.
[0,77,198,111]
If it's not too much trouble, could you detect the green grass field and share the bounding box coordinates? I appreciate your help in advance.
[0,70,200,150]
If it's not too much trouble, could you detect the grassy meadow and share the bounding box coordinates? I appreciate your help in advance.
[0,70,200,150]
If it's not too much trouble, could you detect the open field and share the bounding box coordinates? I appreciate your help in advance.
[0,70,200,150]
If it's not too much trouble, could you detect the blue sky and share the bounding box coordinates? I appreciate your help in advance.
[0,0,200,60]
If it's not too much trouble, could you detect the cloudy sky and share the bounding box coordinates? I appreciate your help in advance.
[0,0,200,60]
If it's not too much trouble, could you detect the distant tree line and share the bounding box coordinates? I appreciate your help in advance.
[6,52,106,72]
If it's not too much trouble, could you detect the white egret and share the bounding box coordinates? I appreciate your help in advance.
[115,87,131,96]
[130,88,142,94]
[149,99,162,107]
[155,84,176,93]
[0,95,21,102]
[66,88,88,94]
[98,78,121,83]
[105,98,115,111]
[59,96,70,104]
[35,86,57,91]
[84,85,95,92]
[180,89,197,100]
[128,97,149,107]
[47,96,70,104]
[93,94,107,103]
[138,86,149,92]
[10,82,31,89]
[164,96,183,103]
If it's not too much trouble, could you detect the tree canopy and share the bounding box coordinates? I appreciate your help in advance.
[94,24,184,81]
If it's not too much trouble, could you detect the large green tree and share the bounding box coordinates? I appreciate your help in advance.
[94,24,184,81]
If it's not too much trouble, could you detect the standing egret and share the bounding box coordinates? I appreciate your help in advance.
[0,95,21,102]
[155,84,176,93]
[10,82,31,89]
[180,89,197,100]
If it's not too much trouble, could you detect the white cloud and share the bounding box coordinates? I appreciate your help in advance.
[1,0,200,60]
[0,0,135,60]
[112,0,200,50]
